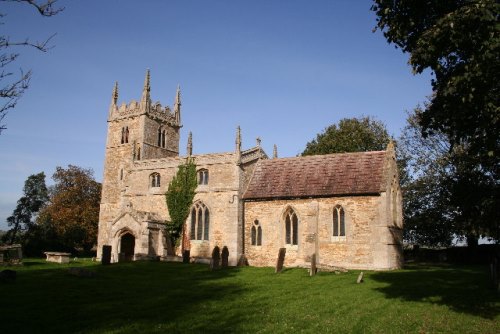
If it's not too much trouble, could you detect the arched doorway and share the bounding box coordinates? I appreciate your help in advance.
[120,233,135,262]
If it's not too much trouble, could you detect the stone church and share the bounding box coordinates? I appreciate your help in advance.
[97,70,403,270]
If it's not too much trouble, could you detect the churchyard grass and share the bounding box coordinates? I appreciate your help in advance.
[1,259,498,333]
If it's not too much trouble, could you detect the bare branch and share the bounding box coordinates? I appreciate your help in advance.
[0,0,64,16]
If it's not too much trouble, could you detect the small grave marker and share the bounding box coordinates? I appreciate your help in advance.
[221,246,229,268]
[210,246,220,271]
[275,248,286,273]
[357,272,364,284]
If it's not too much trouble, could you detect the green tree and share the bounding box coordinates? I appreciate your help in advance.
[165,158,197,255]
[373,1,499,245]
[398,109,455,246]
[372,0,499,162]
[3,172,48,244]
[37,165,101,253]
[302,116,391,155]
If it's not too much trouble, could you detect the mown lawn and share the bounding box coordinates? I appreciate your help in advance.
[1,259,498,333]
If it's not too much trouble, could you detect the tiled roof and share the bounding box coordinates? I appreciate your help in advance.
[242,151,387,200]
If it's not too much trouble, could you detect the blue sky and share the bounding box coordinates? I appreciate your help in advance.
[0,0,431,230]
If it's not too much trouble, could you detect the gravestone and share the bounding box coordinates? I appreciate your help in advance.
[357,272,364,284]
[210,246,220,271]
[310,253,317,276]
[101,245,112,265]
[182,250,190,264]
[275,248,286,273]
[221,246,229,268]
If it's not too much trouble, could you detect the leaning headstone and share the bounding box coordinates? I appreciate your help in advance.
[275,248,286,273]
[357,271,364,284]
[101,245,112,265]
[182,250,190,264]
[210,246,220,271]
[221,246,229,268]
[310,253,317,276]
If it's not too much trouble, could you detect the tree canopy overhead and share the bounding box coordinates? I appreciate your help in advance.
[302,116,391,156]
[372,0,499,164]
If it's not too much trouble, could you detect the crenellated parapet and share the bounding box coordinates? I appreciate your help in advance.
[107,69,181,128]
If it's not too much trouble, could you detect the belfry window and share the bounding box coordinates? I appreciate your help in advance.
[333,205,345,237]
[251,220,262,246]
[190,202,209,241]
[150,173,160,188]
[121,126,129,144]
[157,127,162,146]
[198,169,209,185]
[284,208,298,246]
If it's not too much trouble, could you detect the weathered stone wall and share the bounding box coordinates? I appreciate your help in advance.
[244,194,402,270]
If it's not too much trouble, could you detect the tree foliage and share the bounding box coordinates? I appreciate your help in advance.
[38,165,101,252]
[302,116,391,156]
[399,108,499,246]
[398,109,455,246]
[0,0,64,133]
[165,158,197,255]
[373,0,499,245]
[372,0,499,164]
[3,172,48,244]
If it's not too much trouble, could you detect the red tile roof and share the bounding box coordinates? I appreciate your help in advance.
[242,151,387,200]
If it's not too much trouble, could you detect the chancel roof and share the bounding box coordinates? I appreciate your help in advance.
[242,151,387,200]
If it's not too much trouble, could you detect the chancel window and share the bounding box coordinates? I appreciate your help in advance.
[190,202,209,241]
[251,220,262,246]
[198,169,209,185]
[150,173,160,188]
[333,205,345,237]
[284,208,298,245]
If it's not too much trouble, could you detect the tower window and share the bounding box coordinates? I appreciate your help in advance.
[198,169,209,185]
[121,126,129,144]
[150,173,160,188]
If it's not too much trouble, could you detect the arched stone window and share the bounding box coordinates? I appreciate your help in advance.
[198,169,209,185]
[150,173,160,188]
[162,130,166,148]
[251,220,262,246]
[284,208,298,246]
[125,127,129,143]
[333,205,345,237]
[190,202,209,241]
[157,127,162,146]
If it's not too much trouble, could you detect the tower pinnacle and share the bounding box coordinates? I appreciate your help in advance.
[174,85,181,125]
[273,144,278,159]
[140,69,151,112]
[187,131,193,156]
[236,126,241,153]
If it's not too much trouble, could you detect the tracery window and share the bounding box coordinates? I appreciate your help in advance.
[198,169,209,185]
[333,205,345,237]
[284,208,298,246]
[190,202,209,241]
[251,220,262,246]
[150,173,161,188]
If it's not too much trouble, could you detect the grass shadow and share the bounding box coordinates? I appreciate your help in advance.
[370,264,499,319]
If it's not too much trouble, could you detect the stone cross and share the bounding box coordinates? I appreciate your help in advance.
[221,246,229,268]
[275,248,286,273]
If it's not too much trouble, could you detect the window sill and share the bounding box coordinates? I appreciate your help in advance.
[330,236,346,242]
[190,239,209,244]
[285,245,298,251]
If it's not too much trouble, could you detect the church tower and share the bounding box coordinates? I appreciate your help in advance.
[100,70,181,216]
